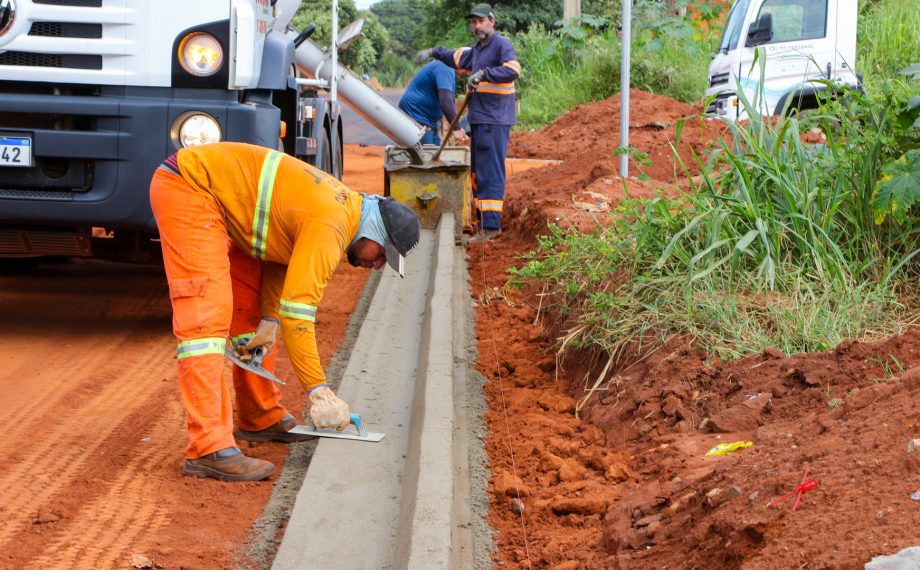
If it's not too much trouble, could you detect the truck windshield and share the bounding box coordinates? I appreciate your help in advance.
[757,0,828,43]
[719,0,753,53]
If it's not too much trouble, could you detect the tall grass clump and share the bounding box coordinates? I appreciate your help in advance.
[509,77,920,366]
[514,20,620,127]
[857,0,920,93]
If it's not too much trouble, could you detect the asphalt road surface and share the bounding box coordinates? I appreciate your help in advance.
[340,87,406,146]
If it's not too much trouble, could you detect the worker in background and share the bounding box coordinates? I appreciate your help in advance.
[416,2,521,243]
[398,60,468,146]
[149,142,420,482]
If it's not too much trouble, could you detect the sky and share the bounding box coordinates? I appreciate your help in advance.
[354,0,378,8]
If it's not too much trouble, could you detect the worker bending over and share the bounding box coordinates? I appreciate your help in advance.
[149,142,420,482]
[398,60,468,146]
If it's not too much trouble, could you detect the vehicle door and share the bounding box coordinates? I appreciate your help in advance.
[738,0,837,114]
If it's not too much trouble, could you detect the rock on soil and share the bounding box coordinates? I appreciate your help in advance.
[865,546,920,569]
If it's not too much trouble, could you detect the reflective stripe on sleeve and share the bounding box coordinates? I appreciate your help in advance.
[176,337,227,360]
[279,299,317,322]
[502,60,522,74]
[476,81,515,95]
[229,332,255,347]
[250,150,284,260]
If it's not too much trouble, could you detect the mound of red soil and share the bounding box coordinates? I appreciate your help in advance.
[471,91,920,568]
[504,90,728,238]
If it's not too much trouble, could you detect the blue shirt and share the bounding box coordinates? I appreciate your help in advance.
[433,32,521,126]
[398,61,456,130]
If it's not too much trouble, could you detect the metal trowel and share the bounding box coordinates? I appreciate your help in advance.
[289,413,385,443]
[224,343,286,385]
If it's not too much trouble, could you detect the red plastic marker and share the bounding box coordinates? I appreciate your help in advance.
[768,467,819,512]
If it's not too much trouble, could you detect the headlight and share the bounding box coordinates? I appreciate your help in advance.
[174,112,222,147]
[178,32,223,77]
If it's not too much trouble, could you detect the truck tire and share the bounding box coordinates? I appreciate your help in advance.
[333,134,343,180]
[317,126,332,174]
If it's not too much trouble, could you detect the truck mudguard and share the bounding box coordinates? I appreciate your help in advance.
[256,31,295,90]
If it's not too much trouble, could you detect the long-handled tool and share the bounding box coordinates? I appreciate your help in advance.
[224,342,286,385]
[430,88,471,162]
[289,413,385,443]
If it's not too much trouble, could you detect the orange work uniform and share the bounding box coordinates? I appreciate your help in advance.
[149,142,363,459]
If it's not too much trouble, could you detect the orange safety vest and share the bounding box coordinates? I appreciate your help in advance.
[175,142,363,389]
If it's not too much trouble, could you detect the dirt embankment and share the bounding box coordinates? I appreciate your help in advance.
[0,145,381,569]
[472,90,920,568]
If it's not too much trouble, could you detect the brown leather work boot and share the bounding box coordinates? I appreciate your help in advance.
[182,447,274,482]
[235,414,315,443]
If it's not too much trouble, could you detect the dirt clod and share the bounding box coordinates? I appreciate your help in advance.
[31,510,60,525]
[130,554,154,569]
[493,470,530,498]
[550,496,609,516]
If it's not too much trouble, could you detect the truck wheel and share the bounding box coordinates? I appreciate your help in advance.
[317,126,332,174]
[334,136,343,180]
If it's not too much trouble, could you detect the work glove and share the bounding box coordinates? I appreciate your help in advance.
[415,48,433,65]
[237,317,280,363]
[308,386,351,431]
[467,69,484,91]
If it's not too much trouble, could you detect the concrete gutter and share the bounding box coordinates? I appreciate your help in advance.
[273,214,487,569]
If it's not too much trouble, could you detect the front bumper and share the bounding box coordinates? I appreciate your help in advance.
[0,85,280,232]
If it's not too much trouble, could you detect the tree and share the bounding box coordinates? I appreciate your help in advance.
[371,0,426,59]
[291,0,390,72]
[420,0,622,48]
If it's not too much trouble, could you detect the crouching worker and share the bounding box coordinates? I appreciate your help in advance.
[149,142,420,482]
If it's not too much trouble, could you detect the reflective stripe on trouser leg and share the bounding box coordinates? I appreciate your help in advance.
[177,337,225,359]
[470,123,510,230]
[229,244,286,432]
[150,169,236,459]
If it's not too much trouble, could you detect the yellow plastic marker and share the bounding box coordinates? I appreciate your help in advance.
[706,441,753,456]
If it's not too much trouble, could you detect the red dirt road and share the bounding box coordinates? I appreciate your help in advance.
[0,145,382,569]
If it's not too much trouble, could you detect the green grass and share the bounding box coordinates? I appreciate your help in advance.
[374,53,416,87]
[508,79,919,367]
[858,0,920,94]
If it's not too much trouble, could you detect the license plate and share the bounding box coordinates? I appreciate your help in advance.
[0,136,32,167]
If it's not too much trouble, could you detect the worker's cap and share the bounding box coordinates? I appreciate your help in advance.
[468,3,494,19]
[378,198,421,278]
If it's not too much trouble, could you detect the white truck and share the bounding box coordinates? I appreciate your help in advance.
[705,0,860,120]
[0,0,423,259]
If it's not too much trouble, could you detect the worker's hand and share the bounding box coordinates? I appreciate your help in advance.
[237,317,280,363]
[415,48,433,65]
[452,129,467,143]
[467,69,484,91]
[308,386,351,431]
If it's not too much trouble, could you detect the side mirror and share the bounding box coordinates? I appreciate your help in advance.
[337,18,365,52]
[745,12,773,47]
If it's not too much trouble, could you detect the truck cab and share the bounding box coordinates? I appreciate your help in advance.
[0,0,341,259]
[705,0,859,120]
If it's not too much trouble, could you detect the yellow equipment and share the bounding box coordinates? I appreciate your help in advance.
[384,145,472,239]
